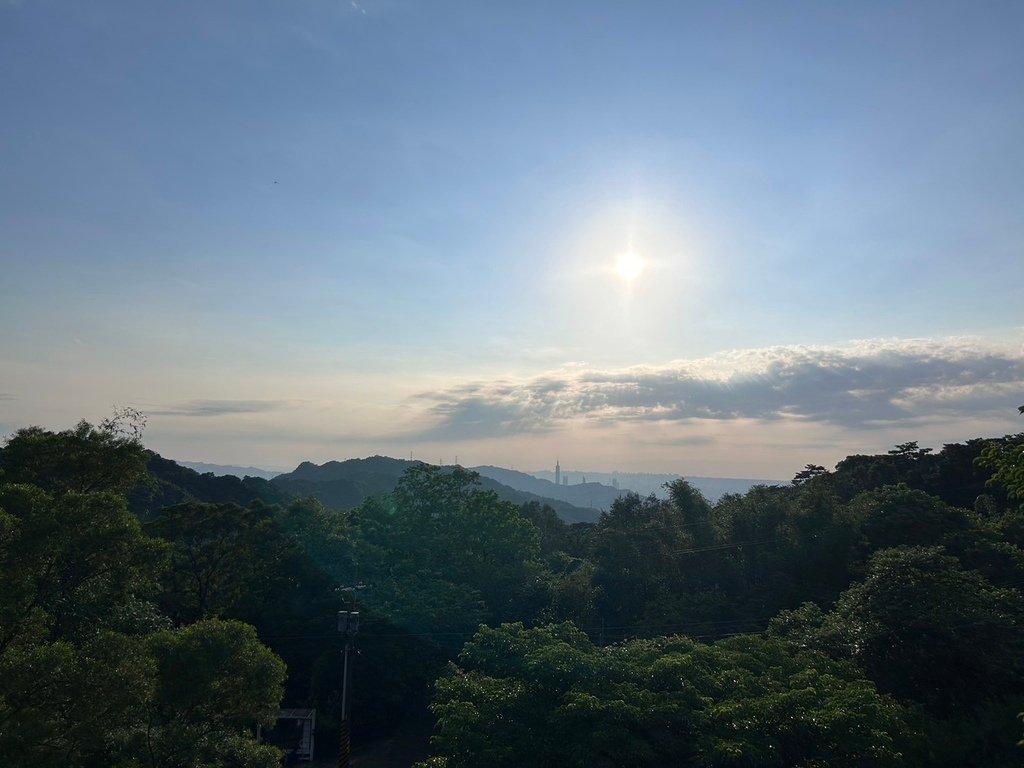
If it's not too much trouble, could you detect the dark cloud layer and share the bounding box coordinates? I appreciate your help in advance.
[414,340,1024,440]
[149,399,287,417]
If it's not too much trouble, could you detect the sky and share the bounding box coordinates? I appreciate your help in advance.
[1,0,1022,478]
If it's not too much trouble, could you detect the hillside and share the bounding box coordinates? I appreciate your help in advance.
[178,461,281,480]
[128,452,290,520]
[271,456,600,522]
[472,465,628,512]
[127,453,602,525]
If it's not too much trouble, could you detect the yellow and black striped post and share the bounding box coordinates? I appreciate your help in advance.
[338,719,351,768]
[337,602,361,767]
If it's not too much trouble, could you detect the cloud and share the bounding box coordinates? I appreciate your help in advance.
[643,435,717,447]
[0,394,16,402]
[147,399,288,418]
[411,337,1024,440]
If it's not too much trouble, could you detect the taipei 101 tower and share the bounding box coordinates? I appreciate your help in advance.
[555,459,561,487]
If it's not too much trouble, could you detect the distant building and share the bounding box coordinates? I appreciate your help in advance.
[611,478,619,489]
[555,459,561,487]
[563,475,569,485]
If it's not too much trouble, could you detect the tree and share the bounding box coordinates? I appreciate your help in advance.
[0,632,155,767]
[0,472,163,766]
[0,421,285,768]
[0,419,149,496]
[421,623,910,767]
[979,433,1024,503]
[519,500,573,555]
[845,484,973,555]
[779,546,1024,717]
[888,441,933,459]
[355,465,546,624]
[589,492,692,630]
[792,464,827,486]
[0,483,167,655]
[113,619,286,768]
[147,501,298,625]
[667,478,715,547]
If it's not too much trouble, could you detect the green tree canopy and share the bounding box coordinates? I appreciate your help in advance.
[422,622,910,768]
[0,418,149,496]
[773,546,1024,717]
[147,500,299,624]
[354,465,546,625]
[979,433,1024,503]
[0,422,286,768]
[113,619,286,768]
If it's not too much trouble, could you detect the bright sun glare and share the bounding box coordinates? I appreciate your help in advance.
[614,249,645,282]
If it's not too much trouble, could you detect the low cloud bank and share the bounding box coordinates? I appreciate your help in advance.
[148,399,288,417]
[413,338,1024,440]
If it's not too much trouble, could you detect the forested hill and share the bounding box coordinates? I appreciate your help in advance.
[127,453,597,523]
[143,453,788,522]
[179,461,281,480]
[272,455,599,522]
[126,451,291,520]
[473,465,629,511]
[3,419,1024,767]
[271,455,417,509]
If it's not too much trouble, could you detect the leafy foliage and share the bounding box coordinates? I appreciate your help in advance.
[147,501,299,624]
[0,420,285,768]
[115,619,286,768]
[796,546,1023,716]
[424,623,910,767]
[0,421,149,496]
[979,433,1024,503]
[7,416,1024,765]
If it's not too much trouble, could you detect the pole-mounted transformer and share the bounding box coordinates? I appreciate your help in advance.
[337,610,360,635]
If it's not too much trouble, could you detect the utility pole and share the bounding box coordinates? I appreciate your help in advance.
[336,585,364,768]
[337,609,359,768]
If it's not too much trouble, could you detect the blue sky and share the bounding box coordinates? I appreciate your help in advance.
[1,0,1022,477]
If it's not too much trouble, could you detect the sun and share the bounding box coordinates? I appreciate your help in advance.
[614,249,646,282]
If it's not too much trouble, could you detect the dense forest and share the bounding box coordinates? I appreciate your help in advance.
[2,410,1024,767]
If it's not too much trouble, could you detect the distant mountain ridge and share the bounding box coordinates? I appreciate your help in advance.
[471,465,628,512]
[154,455,785,523]
[179,461,281,480]
[129,453,290,520]
[528,470,786,502]
[271,456,601,523]
[271,456,416,511]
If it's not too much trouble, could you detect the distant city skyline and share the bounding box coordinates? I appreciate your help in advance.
[2,1,1022,477]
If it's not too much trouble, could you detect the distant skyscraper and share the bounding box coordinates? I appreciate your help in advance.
[555,459,560,487]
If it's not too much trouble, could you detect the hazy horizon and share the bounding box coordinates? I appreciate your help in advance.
[3,1,1022,477]
[179,456,786,484]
